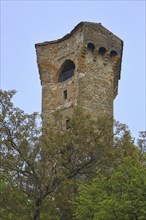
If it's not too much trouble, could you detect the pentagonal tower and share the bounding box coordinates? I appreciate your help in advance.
[35,22,123,124]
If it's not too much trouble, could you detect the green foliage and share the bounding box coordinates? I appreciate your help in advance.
[0,90,145,220]
[0,173,32,220]
[73,157,146,220]
[0,90,114,219]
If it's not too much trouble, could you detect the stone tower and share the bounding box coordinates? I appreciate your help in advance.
[35,22,123,125]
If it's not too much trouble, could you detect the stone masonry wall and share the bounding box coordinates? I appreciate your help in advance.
[35,22,123,124]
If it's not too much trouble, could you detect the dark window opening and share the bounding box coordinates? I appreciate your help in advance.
[66,119,71,129]
[87,43,95,52]
[58,60,75,82]
[63,90,67,100]
[98,47,107,56]
[110,50,118,57]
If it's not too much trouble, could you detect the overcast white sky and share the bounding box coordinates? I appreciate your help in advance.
[1,0,145,140]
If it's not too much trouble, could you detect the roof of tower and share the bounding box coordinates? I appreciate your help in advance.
[35,21,123,47]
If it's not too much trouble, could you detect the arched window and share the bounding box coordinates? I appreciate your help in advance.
[87,43,95,52]
[58,60,75,82]
[98,47,107,56]
[110,50,118,57]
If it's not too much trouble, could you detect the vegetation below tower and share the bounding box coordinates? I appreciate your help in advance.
[0,90,146,220]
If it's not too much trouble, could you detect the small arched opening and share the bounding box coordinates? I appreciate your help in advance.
[87,43,95,52]
[98,47,107,56]
[58,60,75,82]
[110,50,118,57]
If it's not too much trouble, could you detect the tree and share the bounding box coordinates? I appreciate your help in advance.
[0,90,114,220]
[1,90,144,220]
[73,156,146,220]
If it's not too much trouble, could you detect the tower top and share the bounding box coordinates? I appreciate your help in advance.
[35,21,123,47]
[35,21,123,81]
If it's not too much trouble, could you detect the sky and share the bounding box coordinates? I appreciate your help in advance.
[1,0,145,140]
